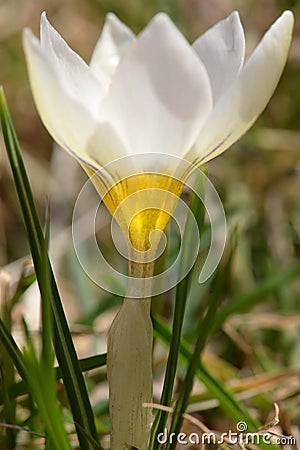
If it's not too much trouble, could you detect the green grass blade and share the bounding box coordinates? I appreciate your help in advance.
[166,244,233,448]
[0,367,17,448]
[0,318,28,382]
[0,272,17,448]
[0,87,101,450]
[10,270,36,306]
[150,172,206,449]
[22,344,72,450]
[2,353,107,403]
[41,202,55,366]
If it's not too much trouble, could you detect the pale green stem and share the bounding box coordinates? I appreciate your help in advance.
[107,260,154,450]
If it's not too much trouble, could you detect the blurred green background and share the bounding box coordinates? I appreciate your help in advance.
[1,0,300,447]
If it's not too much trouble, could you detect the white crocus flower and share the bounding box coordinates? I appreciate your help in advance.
[23,11,293,450]
[22,11,294,178]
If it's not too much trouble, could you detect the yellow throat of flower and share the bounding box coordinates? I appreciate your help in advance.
[86,169,184,254]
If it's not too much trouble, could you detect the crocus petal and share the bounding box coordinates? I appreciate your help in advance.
[90,13,135,86]
[23,28,102,170]
[85,121,132,180]
[40,12,107,107]
[193,11,245,103]
[99,13,212,162]
[23,20,131,172]
[189,10,293,167]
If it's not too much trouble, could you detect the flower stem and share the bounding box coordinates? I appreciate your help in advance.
[107,261,154,450]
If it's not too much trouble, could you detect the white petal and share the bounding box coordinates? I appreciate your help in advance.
[23,28,104,170]
[193,11,245,103]
[86,121,131,177]
[90,13,135,85]
[100,13,212,159]
[40,12,107,109]
[190,11,294,166]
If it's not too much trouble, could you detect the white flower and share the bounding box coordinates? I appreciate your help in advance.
[23,10,293,179]
[22,10,293,254]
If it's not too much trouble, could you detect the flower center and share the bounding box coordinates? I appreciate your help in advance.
[103,173,184,253]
